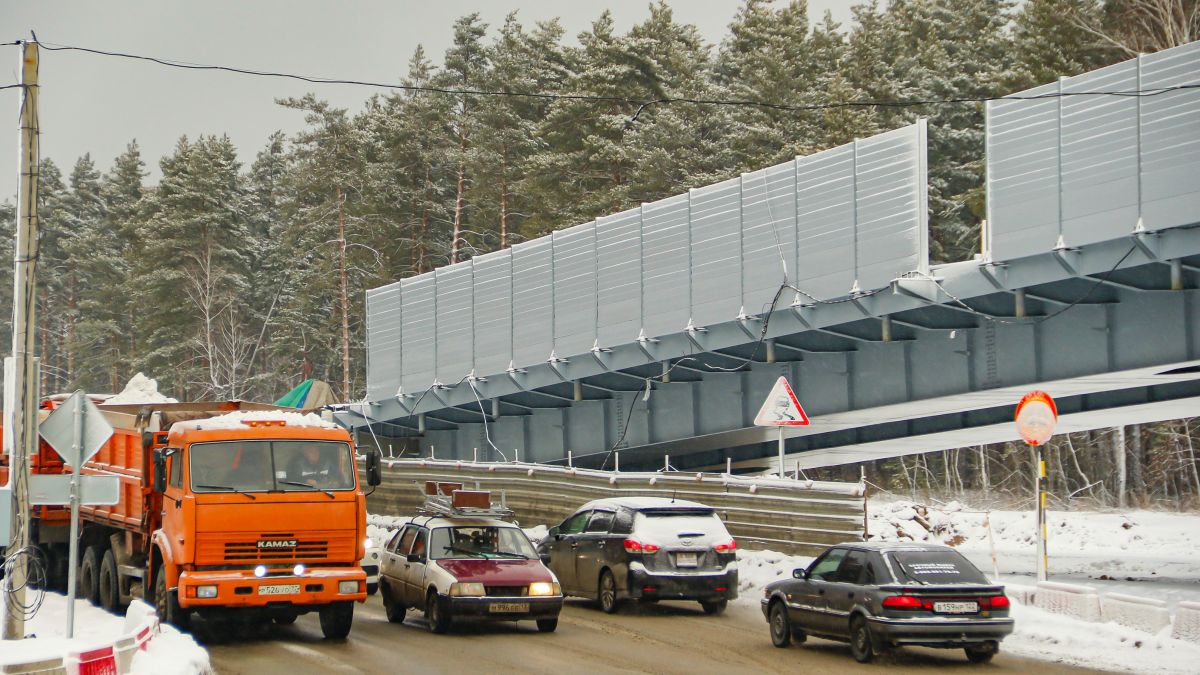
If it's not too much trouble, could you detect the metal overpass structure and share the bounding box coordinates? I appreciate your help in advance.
[341,42,1200,473]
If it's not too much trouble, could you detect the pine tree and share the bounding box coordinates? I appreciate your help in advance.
[100,142,148,392]
[1010,0,1117,89]
[439,14,491,263]
[57,154,109,390]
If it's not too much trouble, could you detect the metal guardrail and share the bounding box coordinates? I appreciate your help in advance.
[365,459,867,556]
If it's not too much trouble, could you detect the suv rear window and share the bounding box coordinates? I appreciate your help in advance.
[632,509,728,543]
[887,550,989,585]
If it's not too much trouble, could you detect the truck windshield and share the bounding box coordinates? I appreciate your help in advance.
[190,440,355,493]
[430,527,538,560]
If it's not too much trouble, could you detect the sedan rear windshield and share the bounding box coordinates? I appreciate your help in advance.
[887,550,990,585]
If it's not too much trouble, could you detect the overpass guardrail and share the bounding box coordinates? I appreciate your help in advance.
[365,458,866,556]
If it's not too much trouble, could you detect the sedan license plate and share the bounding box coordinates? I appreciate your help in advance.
[933,601,978,614]
[258,584,300,596]
[489,602,529,613]
[675,552,698,568]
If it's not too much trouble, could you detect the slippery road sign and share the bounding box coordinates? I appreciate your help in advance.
[754,376,810,427]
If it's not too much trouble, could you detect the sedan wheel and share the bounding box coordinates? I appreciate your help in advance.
[426,591,451,634]
[850,616,875,663]
[598,570,619,614]
[382,583,406,624]
[769,601,791,648]
[965,642,998,664]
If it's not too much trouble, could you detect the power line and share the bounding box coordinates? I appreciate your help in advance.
[23,40,1200,114]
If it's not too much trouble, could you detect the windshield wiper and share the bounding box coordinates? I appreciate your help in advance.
[440,545,483,558]
[279,480,335,499]
[490,551,530,559]
[196,484,257,500]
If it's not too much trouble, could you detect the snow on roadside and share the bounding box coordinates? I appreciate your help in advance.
[0,593,209,674]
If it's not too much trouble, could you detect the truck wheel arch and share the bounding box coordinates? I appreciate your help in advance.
[149,533,178,595]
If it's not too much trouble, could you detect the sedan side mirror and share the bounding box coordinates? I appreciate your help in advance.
[792,568,807,580]
[540,552,552,565]
[548,525,560,539]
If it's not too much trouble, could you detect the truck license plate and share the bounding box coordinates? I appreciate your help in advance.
[258,584,300,596]
[933,601,978,614]
[489,602,529,613]
[675,552,698,567]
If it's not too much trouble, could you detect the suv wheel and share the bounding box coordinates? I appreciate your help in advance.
[700,599,727,615]
[850,616,875,663]
[769,600,791,648]
[598,570,619,614]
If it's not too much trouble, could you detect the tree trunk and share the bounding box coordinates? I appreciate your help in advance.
[337,184,351,399]
[978,445,990,500]
[66,276,76,386]
[1116,426,1128,508]
[500,142,509,249]
[417,166,430,274]
[1129,423,1144,500]
[450,123,468,264]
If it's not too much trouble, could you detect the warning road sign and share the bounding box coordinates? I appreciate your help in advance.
[754,376,810,427]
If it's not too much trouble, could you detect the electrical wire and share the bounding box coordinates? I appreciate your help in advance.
[465,377,506,462]
[2,546,47,622]
[22,40,1200,115]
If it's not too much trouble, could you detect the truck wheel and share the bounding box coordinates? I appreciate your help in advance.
[382,583,406,623]
[319,601,354,639]
[700,599,727,615]
[154,563,191,631]
[79,546,101,605]
[426,590,451,634]
[99,549,121,611]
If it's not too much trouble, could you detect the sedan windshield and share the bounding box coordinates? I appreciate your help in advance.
[190,440,355,493]
[430,526,538,560]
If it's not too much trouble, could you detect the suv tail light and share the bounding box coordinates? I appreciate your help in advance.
[713,539,737,553]
[882,595,926,610]
[623,538,660,554]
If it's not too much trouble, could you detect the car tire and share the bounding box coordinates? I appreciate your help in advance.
[426,590,451,634]
[98,549,121,611]
[319,601,354,639]
[700,599,727,615]
[769,600,792,648]
[273,614,298,625]
[536,618,558,633]
[79,546,101,606]
[382,583,406,624]
[964,642,998,664]
[598,570,619,614]
[850,616,875,664]
[154,563,191,631]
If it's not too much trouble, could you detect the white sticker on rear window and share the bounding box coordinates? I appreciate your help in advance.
[907,563,960,575]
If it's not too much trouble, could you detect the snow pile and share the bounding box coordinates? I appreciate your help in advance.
[867,499,1200,580]
[187,410,338,430]
[735,548,813,600]
[523,524,549,545]
[104,373,178,405]
[0,594,209,674]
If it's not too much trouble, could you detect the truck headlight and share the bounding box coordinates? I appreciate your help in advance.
[449,582,485,597]
[529,582,559,596]
[196,585,218,599]
[338,580,361,594]
[364,538,373,549]
[293,564,306,576]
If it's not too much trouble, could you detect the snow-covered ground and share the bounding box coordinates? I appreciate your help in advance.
[0,594,210,674]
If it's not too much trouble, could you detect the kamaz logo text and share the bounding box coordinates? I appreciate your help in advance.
[257,539,297,549]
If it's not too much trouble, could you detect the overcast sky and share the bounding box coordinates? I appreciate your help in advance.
[0,1,856,203]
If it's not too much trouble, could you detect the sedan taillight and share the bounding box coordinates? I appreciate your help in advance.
[713,539,737,553]
[624,538,660,554]
[882,595,925,610]
[982,595,1010,609]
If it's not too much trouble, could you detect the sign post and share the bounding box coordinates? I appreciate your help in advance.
[754,377,810,478]
[1015,390,1057,582]
[37,390,115,638]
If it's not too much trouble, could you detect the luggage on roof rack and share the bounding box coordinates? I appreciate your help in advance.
[416,481,517,521]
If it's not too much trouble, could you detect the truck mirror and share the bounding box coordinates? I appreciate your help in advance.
[153,448,167,493]
[366,450,382,487]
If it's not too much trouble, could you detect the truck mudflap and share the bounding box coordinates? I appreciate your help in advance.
[177,567,367,609]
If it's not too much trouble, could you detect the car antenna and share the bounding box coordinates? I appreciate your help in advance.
[671,489,676,504]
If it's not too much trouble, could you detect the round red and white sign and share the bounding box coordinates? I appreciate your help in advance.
[1015,390,1057,446]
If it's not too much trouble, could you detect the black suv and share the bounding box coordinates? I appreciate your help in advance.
[762,542,1013,663]
[538,497,738,614]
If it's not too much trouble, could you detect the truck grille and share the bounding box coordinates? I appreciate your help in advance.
[197,530,356,565]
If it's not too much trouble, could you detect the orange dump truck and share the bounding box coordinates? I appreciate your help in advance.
[1,398,382,638]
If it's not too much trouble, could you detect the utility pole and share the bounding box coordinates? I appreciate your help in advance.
[3,40,40,641]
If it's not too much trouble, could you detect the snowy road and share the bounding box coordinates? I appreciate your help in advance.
[204,598,1098,674]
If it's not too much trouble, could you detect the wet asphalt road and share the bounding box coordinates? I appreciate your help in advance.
[203,596,1100,675]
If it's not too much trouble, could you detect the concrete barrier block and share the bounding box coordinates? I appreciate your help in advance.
[1035,581,1102,622]
[1173,601,1200,643]
[1004,583,1036,606]
[113,635,137,673]
[1,657,68,675]
[1102,593,1170,634]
